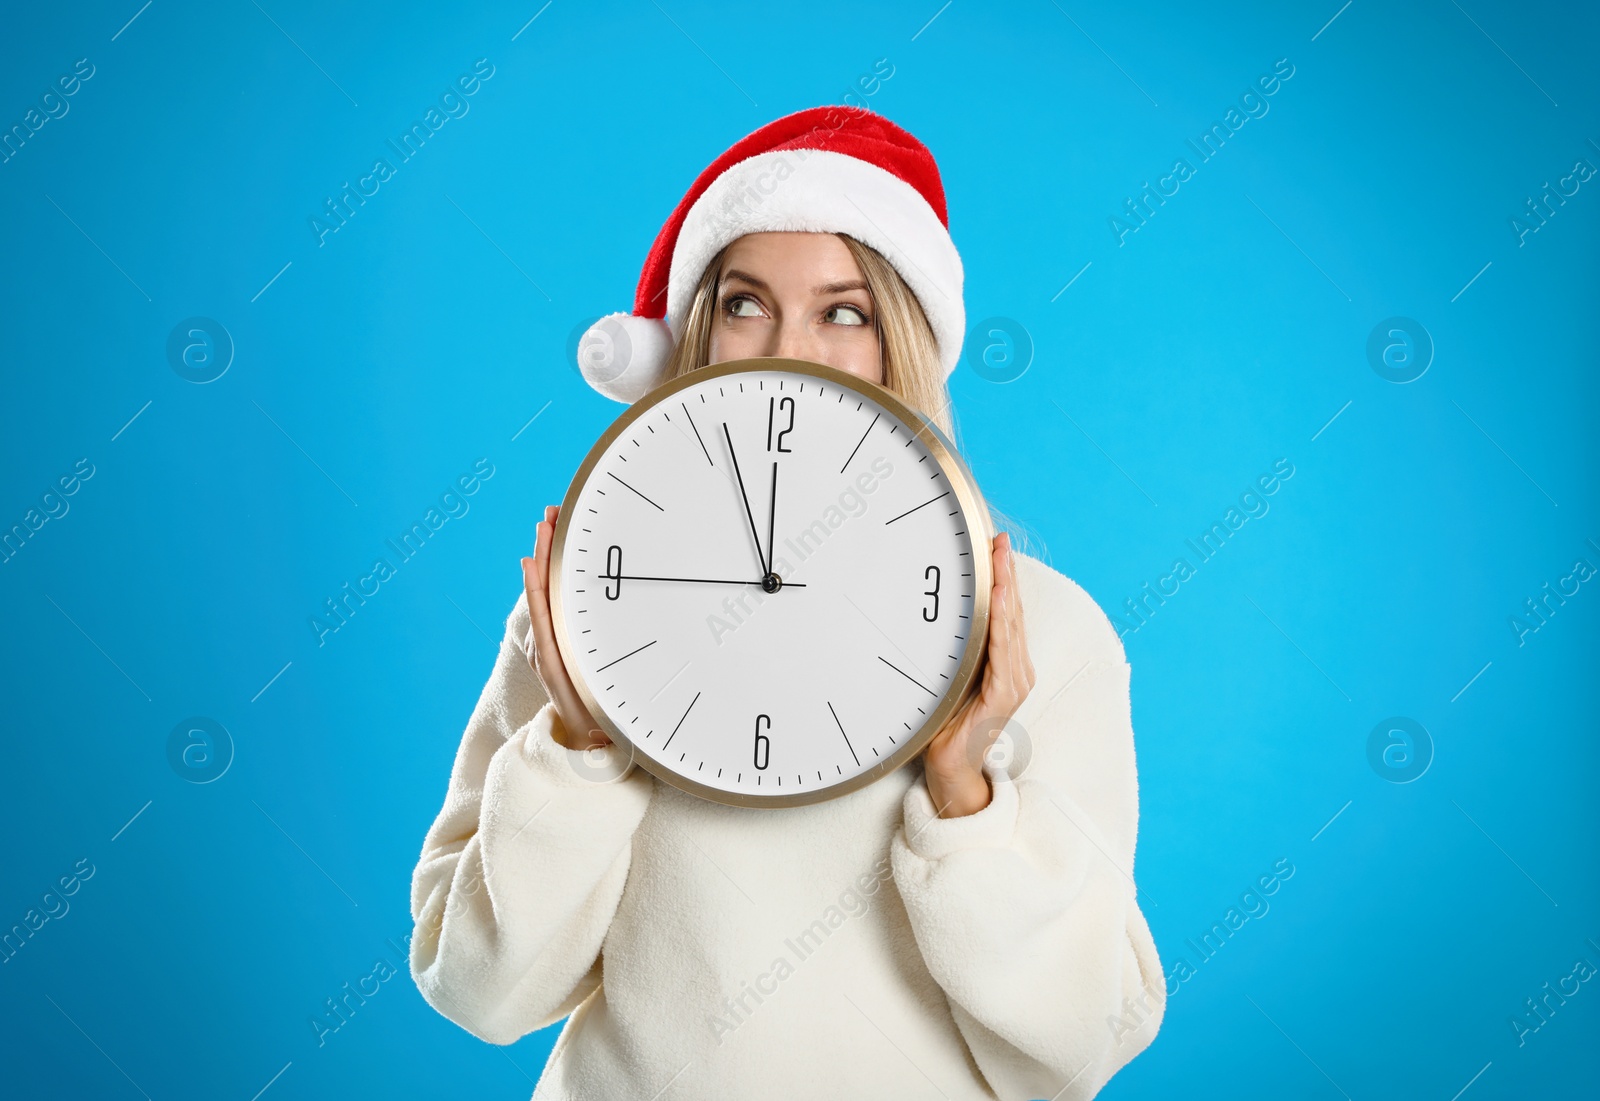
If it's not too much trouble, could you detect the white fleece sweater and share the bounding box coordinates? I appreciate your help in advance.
[409,549,1165,1100]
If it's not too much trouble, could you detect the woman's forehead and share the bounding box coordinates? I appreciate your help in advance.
[718,232,865,285]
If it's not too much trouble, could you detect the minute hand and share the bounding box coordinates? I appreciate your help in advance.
[765,460,777,578]
[722,422,769,575]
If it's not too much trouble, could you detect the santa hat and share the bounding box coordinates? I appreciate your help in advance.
[576,105,965,404]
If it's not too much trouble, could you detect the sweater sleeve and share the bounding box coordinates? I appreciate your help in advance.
[408,589,655,1046]
[890,610,1164,1099]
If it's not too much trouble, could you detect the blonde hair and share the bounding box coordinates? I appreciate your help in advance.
[656,232,1048,561]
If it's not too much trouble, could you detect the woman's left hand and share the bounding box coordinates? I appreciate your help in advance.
[920,531,1036,818]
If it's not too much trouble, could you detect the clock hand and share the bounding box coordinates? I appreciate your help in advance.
[765,460,777,578]
[722,422,769,577]
[596,572,806,588]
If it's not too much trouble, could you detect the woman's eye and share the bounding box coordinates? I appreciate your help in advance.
[725,295,764,318]
[825,304,870,327]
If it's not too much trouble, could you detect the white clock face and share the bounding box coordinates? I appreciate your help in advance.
[551,359,990,807]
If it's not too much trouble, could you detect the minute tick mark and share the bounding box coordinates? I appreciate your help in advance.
[607,471,665,511]
[840,413,880,473]
[884,491,950,526]
[595,639,657,672]
[878,655,937,696]
[681,402,713,465]
[827,700,860,767]
[662,690,701,750]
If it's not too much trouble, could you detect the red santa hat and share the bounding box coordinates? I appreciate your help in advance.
[576,105,965,403]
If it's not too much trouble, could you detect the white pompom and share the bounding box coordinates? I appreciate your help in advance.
[576,312,674,404]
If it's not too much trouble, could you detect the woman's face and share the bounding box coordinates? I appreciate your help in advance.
[706,232,883,385]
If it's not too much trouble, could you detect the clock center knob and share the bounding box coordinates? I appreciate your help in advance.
[761,572,783,594]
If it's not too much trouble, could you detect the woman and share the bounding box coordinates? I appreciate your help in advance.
[409,106,1165,1100]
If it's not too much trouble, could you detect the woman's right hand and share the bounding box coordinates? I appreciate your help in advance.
[521,504,613,751]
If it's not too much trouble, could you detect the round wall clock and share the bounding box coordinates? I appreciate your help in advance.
[549,357,993,808]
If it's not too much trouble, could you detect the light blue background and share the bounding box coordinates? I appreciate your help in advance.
[2,1,1596,1098]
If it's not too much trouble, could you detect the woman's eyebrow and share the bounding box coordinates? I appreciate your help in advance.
[721,268,870,295]
[720,269,770,292]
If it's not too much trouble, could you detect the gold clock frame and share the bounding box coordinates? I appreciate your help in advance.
[548,356,994,809]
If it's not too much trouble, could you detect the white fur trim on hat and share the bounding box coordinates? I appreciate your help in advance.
[576,312,675,404]
[666,148,965,378]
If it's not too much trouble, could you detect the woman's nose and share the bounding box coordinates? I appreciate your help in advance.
[772,319,815,361]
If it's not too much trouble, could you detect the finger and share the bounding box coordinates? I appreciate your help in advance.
[1001,539,1027,699]
[990,537,1020,703]
[984,577,1015,710]
[523,547,585,744]
[534,519,568,636]
[998,533,1016,617]
[527,525,610,747]
[526,525,575,698]
[996,535,1033,696]
[520,555,539,657]
[1015,594,1035,690]
[529,523,563,666]
[522,549,561,678]
[1004,573,1024,705]
[1013,590,1037,696]
[536,515,553,593]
